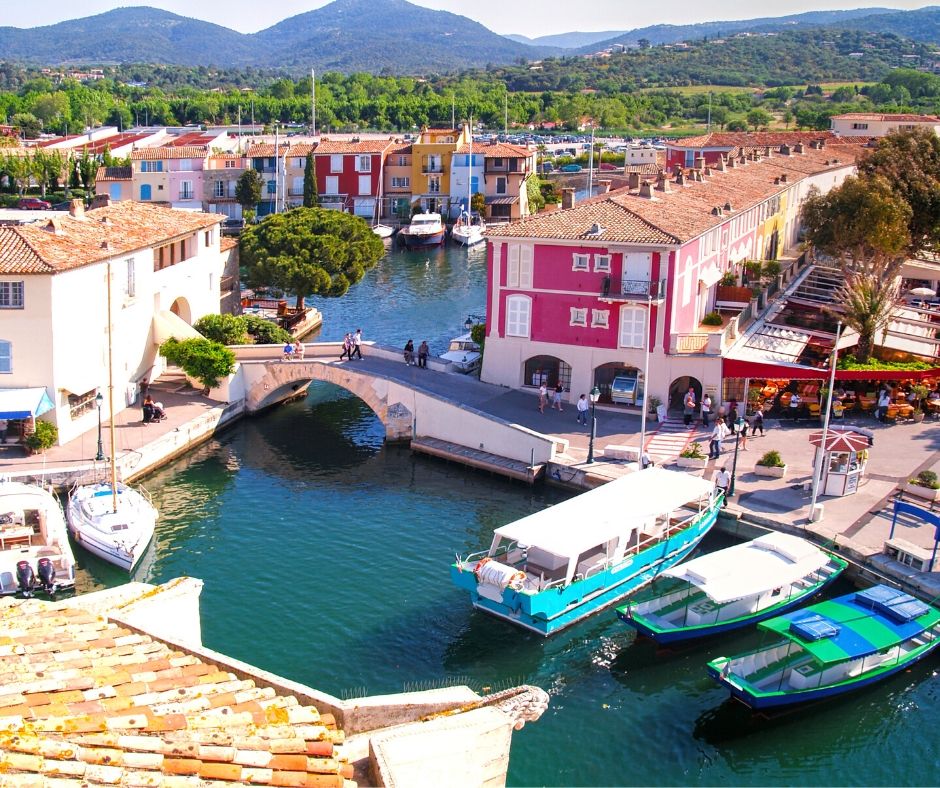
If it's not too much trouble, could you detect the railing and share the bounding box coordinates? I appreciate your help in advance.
[288,188,305,196]
[421,165,444,173]
[179,191,194,201]
[601,277,666,301]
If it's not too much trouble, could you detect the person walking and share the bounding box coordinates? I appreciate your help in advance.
[417,340,430,369]
[294,341,305,361]
[789,391,802,420]
[737,417,748,451]
[714,466,731,507]
[538,382,548,414]
[576,394,589,426]
[683,387,696,426]
[403,339,415,365]
[552,382,564,411]
[350,328,363,360]
[751,409,764,436]
[877,388,891,422]
[339,333,352,361]
[701,393,712,428]
[708,420,727,460]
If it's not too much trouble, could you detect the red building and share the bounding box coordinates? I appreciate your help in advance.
[312,138,395,217]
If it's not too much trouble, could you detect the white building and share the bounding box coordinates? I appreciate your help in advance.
[830,113,940,137]
[0,200,226,445]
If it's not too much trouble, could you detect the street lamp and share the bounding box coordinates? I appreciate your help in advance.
[587,386,601,464]
[728,416,745,496]
[94,392,105,462]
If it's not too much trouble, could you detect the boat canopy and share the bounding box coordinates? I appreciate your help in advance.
[661,532,829,604]
[759,586,940,664]
[0,387,54,420]
[492,468,713,560]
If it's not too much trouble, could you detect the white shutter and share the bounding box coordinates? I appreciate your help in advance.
[506,295,530,337]
[507,245,521,288]
[519,246,533,288]
[358,175,371,196]
[325,176,339,195]
[619,307,646,348]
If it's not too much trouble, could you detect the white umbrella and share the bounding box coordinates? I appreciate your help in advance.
[908,287,937,297]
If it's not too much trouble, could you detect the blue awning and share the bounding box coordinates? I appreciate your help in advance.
[0,388,54,420]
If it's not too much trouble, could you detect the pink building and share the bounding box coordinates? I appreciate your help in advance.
[481,143,861,413]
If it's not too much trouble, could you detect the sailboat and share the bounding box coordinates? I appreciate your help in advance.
[67,255,158,571]
[451,119,485,247]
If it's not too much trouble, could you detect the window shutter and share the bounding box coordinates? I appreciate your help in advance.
[519,246,533,288]
[507,245,521,288]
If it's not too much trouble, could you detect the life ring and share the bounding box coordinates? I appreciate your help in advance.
[508,571,526,591]
[473,557,491,577]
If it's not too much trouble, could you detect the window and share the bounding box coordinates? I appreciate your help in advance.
[506,295,531,337]
[125,258,136,299]
[397,155,408,166]
[179,180,194,200]
[569,307,587,326]
[496,177,507,194]
[140,184,152,201]
[294,158,304,169]
[0,340,10,373]
[507,245,533,288]
[851,122,869,130]
[140,160,162,173]
[266,180,276,195]
[591,309,609,328]
[358,175,371,196]
[492,158,504,168]
[204,230,212,246]
[356,155,371,172]
[572,253,589,271]
[428,176,441,194]
[0,282,24,309]
[325,176,339,194]
[330,155,343,173]
[179,159,192,172]
[67,389,97,420]
[391,176,410,188]
[213,180,225,198]
[224,160,237,169]
[594,254,611,273]
[619,306,646,348]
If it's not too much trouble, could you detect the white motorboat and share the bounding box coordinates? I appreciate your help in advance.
[0,479,76,596]
[372,223,395,239]
[441,332,482,374]
[451,211,485,246]
[67,482,157,571]
[398,212,446,248]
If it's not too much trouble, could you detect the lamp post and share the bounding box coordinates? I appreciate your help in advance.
[94,392,105,462]
[587,386,601,464]
[728,416,745,496]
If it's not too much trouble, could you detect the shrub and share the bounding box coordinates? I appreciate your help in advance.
[701,311,723,326]
[913,470,940,490]
[680,442,705,460]
[719,271,737,286]
[25,420,58,453]
[160,337,236,392]
[647,395,662,414]
[763,260,781,278]
[757,450,785,468]
[194,314,249,345]
[243,315,292,345]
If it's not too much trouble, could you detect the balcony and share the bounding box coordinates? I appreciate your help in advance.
[179,191,195,201]
[669,306,753,356]
[288,188,305,196]
[422,165,444,174]
[599,277,666,302]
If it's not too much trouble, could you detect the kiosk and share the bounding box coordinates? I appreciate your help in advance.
[809,427,870,497]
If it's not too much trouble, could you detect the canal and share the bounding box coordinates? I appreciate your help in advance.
[73,241,938,787]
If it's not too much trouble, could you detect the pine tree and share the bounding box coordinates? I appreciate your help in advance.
[303,151,318,208]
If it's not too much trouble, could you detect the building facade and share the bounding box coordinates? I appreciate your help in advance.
[410,126,471,214]
[311,139,394,218]
[829,112,940,137]
[204,154,247,220]
[383,142,413,219]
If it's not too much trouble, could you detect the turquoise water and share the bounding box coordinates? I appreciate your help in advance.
[72,242,940,786]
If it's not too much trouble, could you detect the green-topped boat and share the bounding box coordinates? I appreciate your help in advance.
[707,584,940,709]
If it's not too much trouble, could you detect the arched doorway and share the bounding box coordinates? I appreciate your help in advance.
[668,376,702,414]
[523,355,571,391]
[594,362,642,406]
[169,297,192,324]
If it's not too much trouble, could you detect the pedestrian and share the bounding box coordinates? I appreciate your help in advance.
[282,341,294,362]
[714,466,731,506]
[737,417,748,451]
[339,333,352,361]
[294,341,305,361]
[538,382,547,413]
[716,404,726,427]
[350,328,363,360]
[0,418,7,443]
[576,394,589,425]
[708,420,726,459]
[552,382,564,411]
[403,339,415,365]
[789,391,802,420]
[727,405,738,430]
[701,393,712,428]
[751,409,764,436]
[142,395,155,425]
[683,387,696,426]
[877,388,891,422]
[641,450,654,470]
[417,340,430,368]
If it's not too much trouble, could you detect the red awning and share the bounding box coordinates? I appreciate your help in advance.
[722,358,940,382]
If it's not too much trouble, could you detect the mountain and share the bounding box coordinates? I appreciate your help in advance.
[506,31,628,49]
[839,5,940,42]
[251,0,556,73]
[0,7,254,66]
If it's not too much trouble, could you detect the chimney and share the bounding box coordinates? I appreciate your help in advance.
[562,188,576,210]
[638,181,656,199]
[627,172,641,189]
[724,201,733,212]
[714,157,726,172]
[42,219,63,235]
[779,143,791,156]
[674,170,687,186]
[68,199,85,219]
[691,169,704,182]
[100,240,112,252]
[726,156,736,169]
[654,170,671,193]
[694,155,706,171]
[738,154,748,165]
[774,177,780,185]
[765,146,773,158]
[780,173,788,183]
[711,206,723,216]
[793,142,805,154]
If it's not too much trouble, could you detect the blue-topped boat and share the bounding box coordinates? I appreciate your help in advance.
[616,532,847,644]
[707,584,940,709]
[451,468,721,636]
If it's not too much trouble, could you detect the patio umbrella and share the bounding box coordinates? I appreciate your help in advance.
[908,287,937,297]
[809,428,869,453]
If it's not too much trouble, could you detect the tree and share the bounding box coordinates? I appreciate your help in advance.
[302,151,318,208]
[193,314,249,345]
[802,176,912,362]
[235,169,263,217]
[159,337,236,392]
[11,112,41,139]
[31,148,64,197]
[243,315,292,344]
[745,108,772,131]
[241,207,385,309]
[526,175,544,215]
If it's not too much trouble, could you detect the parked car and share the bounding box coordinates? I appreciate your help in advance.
[539,162,555,174]
[16,197,51,210]
[560,164,582,173]
[49,201,72,210]
[599,162,618,171]
[221,217,245,235]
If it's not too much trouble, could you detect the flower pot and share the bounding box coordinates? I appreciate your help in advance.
[912,411,926,423]
[754,464,787,478]
[677,456,707,470]
[903,481,940,502]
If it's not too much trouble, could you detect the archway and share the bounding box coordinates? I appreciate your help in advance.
[169,297,192,324]
[668,375,702,414]
[593,362,642,406]
[523,355,571,392]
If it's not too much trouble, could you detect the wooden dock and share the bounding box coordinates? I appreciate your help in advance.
[411,437,545,483]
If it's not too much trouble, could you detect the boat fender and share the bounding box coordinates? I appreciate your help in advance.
[508,571,526,591]
[473,557,491,578]
[74,530,80,542]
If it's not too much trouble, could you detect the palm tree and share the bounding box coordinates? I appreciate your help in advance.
[834,269,902,363]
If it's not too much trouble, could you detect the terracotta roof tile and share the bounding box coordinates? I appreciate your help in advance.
[670,130,837,148]
[0,595,349,787]
[245,143,314,159]
[313,139,394,154]
[131,147,208,160]
[455,142,532,158]
[0,202,222,275]
[832,112,940,122]
[386,142,412,154]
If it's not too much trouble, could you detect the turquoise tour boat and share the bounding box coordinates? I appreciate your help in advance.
[617,532,847,644]
[707,584,940,709]
[451,468,720,636]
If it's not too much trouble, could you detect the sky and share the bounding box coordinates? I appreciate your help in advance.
[4,0,933,38]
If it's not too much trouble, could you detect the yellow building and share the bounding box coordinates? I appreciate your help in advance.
[410,126,471,214]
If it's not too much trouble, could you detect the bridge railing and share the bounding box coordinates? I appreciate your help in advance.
[231,341,457,373]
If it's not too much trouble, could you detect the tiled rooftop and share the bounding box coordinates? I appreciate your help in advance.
[220,237,238,253]
[95,166,133,182]
[312,139,394,155]
[669,130,837,148]
[488,144,863,244]
[131,147,208,160]
[832,112,940,122]
[0,595,352,787]
[0,202,222,275]
[244,144,314,159]
[454,142,533,158]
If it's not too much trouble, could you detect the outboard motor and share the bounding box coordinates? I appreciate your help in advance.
[16,560,35,598]
[37,558,57,596]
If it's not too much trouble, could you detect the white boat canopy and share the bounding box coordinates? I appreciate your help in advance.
[493,468,714,560]
[661,532,829,604]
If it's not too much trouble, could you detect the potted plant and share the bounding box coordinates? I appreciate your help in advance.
[754,449,787,478]
[24,420,58,455]
[701,311,723,327]
[904,470,940,502]
[910,385,928,422]
[647,395,662,421]
[677,441,707,469]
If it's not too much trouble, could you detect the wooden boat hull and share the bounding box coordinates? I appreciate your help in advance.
[399,229,445,248]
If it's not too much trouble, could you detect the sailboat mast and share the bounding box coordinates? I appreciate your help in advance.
[106,259,117,513]
[311,68,316,137]
[468,116,472,212]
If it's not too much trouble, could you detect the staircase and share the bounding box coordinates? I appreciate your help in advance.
[790,264,843,306]
[644,418,698,463]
